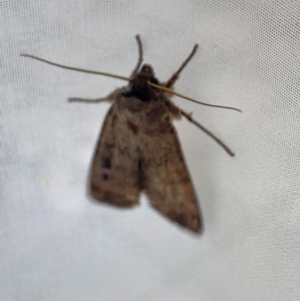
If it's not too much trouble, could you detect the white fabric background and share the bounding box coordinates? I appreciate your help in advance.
[1,1,300,300]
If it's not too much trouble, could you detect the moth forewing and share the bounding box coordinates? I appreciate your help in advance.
[90,103,141,207]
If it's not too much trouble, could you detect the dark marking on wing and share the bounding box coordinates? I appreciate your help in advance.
[102,173,109,180]
[102,157,111,168]
[127,120,139,134]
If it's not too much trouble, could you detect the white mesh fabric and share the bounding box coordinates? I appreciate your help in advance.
[1,1,300,300]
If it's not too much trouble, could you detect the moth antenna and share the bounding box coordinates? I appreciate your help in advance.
[21,54,241,113]
[180,109,235,156]
[20,54,131,82]
[148,82,242,113]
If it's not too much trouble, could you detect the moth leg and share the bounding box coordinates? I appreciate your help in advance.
[129,35,143,79]
[165,100,234,156]
[68,89,119,103]
[179,107,235,157]
[165,44,198,88]
[164,100,182,119]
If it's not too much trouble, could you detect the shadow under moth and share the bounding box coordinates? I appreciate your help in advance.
[21,35,241,233]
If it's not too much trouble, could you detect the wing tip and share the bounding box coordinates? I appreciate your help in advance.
[175,213,203,234]
[162,209,203,234]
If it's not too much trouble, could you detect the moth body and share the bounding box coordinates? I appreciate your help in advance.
[91,64,202,233]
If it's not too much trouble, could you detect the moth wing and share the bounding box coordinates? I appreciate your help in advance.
[141,124,202,233]
[90,105,141,207]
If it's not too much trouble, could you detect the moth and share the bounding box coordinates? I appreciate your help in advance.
[21,35,240,233]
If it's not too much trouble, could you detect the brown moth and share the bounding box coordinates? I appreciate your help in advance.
[21,36,240,233]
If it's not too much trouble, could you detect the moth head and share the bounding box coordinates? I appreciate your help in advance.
[136,64,159,85]
[139,64,154,78]
[122,64,160,101]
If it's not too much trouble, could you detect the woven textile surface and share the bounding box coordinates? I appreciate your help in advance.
[1,1,300,300]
